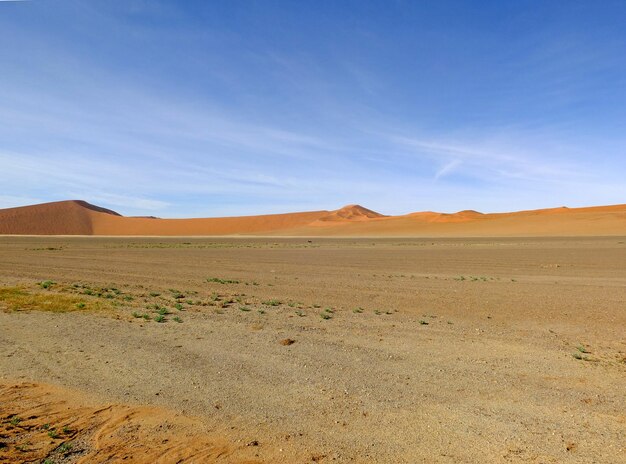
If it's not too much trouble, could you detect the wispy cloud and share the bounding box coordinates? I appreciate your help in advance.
[387,133,590,184]
[71,193,170,212]
[0,195,42,209]
[434,159,462,181]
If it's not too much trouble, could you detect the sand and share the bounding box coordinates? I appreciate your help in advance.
[1,236,625,463]
[0,200,625,236]
[0,382,259,463]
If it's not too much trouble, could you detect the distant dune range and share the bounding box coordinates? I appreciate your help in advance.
[0,200,625,236]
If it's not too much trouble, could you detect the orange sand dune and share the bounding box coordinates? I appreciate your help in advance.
[289,204,626,236]
[0,200,118,235]
[0,199,625,236]
[0,200,330,236]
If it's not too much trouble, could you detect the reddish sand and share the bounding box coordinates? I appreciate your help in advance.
[0,200,625,236]
[0,382,259,463]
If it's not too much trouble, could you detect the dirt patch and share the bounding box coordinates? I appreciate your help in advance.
[0,382,261,463]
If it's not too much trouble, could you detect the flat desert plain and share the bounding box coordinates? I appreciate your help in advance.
[0,236,625,463]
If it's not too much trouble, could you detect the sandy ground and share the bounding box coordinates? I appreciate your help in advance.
[0,236,625,463]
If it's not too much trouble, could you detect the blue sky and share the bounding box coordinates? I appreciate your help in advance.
[1,0,625,217]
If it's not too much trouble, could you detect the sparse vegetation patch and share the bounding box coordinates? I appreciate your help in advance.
[0,287,89,313]
[207,277,241,284]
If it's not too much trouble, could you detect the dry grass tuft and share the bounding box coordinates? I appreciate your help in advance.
[0,287,89,313]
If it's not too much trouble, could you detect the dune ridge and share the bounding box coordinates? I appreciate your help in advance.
[0,199,625,236]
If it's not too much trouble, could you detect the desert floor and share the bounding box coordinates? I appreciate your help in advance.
[0,236,624,463]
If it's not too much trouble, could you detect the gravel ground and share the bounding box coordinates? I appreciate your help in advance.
[0,236,624,463]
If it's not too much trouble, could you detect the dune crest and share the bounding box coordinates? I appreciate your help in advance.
[0,200,625,236]
[72,200,122,216]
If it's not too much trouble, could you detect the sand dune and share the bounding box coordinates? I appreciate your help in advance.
[0,200,330,236]
[0,200,97,235]
[0,199,625,236]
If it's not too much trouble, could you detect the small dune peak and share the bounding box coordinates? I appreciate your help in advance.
[455,209,483,216]
[318,204,385,222]
[337,204,384,217]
